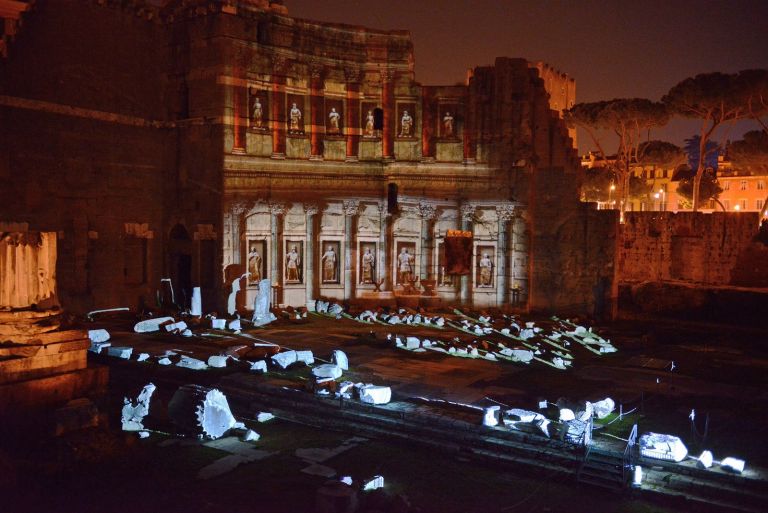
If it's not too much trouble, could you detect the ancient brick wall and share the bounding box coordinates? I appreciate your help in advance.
[618,212,761,286]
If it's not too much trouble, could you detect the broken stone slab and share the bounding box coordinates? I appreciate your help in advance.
[500,348,534,363]
[250,360,267,373]
[176,355,208,370]
[257,412,274,423]
[328,303,343,315]
[505,409,545,423]
[332,350,349,370]
[158,357,172,365]
[207,355,228,368]
[168,385,237,439]
[134,317,175,333]
[211,318,226,329]
[136,353,149,362]
[296,350,314,365]
[312,364,342,380]
[720,456,745,473]
[122,383,156,431]
[190,287,202,316]
[165,321,188,332]
[698,450,714,469]
[182,329,193,337]
[405,337,420,350]
[363,475,384,491]
[89,341,111,354]
[387,315,401,325]
[592,397,615,419]
[107,346,133,359]
[639,432,688,462]
[482,406,500,427]
[242,429,260,442]
[272,350,298,369]
[359,385,391,405]
[88,329,110,343]
[315,300,329,313]
[228,319,241,331]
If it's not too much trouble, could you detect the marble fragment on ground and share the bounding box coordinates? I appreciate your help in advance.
[168,385,238,439]
[639,432,688,462]
[134,317,175,333]
[121,383,156,431]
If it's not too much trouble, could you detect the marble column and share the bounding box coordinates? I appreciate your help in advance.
[381,69,395,160]
[460,203,476,305]
[342,200,360,301]
[344,67,361,161]
[496,204,516,307]
[303,204,318,306]
[309,63,325,160]
[377,203,391,291]
[269,203,286,292]
[418,201,437,279]
[229,201,249,267]
[271,55,288,159]
[511,207,528,306]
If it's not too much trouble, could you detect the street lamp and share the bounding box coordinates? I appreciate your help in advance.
[609,183,616,208]
[734,204,741,211]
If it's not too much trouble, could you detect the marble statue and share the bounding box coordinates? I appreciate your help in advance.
[321,245,337,282]
[285,246,301,283]
[328,107,341,134]
[252,97,263,128]
[289,102,302,132]
[479,252,493,287]
[361,247,375,284]
[248,247,262,284]
[443,111,454,137]
[397,247,414,284]
[364,110,375,136]
[252,278,276,326]
[400,110,413,137]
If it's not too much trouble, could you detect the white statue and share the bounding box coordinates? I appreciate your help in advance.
[479,252,493,287]
[443,111,454,137]
[285,246,301,283]
[361,247,375,284]
[289,102,302,132]
[321,245,337,282]
[328,107,341,134]
[397,247,414,284]
[252,278,276,326]
[364,110,375,136]
[252,97,263,128]
[400,110,413,137]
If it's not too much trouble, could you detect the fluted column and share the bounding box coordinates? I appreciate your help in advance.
[460,203,476,305]
[309,63,325,160]
[496,204,516,307]
[381,69,395,160]
[418,201,437,279]
[344,67,361,162]
[229,200,249,266]
[269,203,286,289]
[342,200,360,301]
[377,203,391,291]
[304,204,318,305]
[271,56,288,159]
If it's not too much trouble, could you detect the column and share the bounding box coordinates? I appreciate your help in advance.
[418,201,437,279]
[303,204,318,306]
[496,204,516,307]
[381,69,395,160]
[271,55,288,159]
[342,200,360,301]
[232,81,247,155]
[269,202,286,289]
[344,67,361,162]
[309,63,325,160]
[230,200,249,266]
[510,207,528,307]
[460,203,476,305]
[377,203,391,291]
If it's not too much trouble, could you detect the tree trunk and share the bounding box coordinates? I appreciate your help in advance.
[692,173,703,212]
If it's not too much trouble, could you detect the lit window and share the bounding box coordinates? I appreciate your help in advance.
[758,181,765,190]
[723,199,730,210]
[757,199,764,210]
[741,199,748,210]
[740,180,747,190]
[723,181,730,190]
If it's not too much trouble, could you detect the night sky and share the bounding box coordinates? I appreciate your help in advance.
[287,0,768,154]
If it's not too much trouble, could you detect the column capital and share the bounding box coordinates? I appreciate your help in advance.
[344,66,362,83]
[269,202,287,216]
[308,60,326,82]
[460,203,477,221]
[342,199,360,216]
[496,204,517,221]
[380,68,396,82]
[271,54,290,74]
[230,200,250,216]
[377,202,392,217]
[303,203,319,216]
[418,201,437,220]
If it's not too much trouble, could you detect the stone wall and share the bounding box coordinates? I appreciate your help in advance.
[618,212,761,285]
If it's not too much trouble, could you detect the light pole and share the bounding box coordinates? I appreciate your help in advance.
[609,183,616,209]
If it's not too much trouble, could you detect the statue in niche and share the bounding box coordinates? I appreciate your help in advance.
[285,245,301,283]
[321,245,337,282]
[328,107,341,134]
[443,111,454,137]
[248,246,262,284]
[478,252,493,287]
[397,247,414,284]
[364,110,375,136]
[289,102,302,132]
[361,247,375,284]
[252,97,263,129]
[399,110,413,137]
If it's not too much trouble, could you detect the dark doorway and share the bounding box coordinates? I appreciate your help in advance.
[168,224,193,308]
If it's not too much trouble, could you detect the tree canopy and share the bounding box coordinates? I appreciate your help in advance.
[729,130,768,172]
[637,140,685,168]
[676,171,723,210]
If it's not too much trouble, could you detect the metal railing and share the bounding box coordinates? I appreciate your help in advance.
[623,423,638,485]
